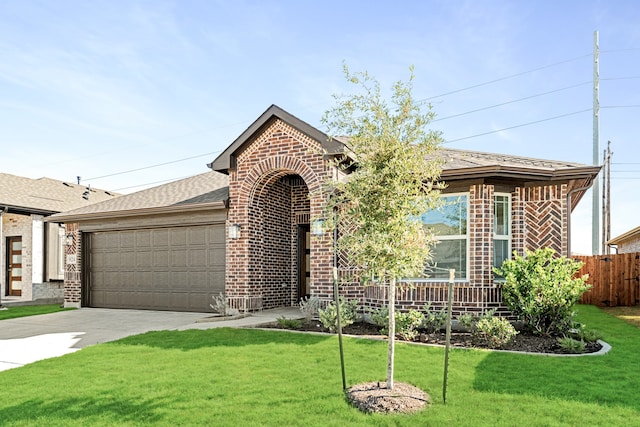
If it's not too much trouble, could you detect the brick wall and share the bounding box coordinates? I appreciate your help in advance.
[63,222,82,307]
[360,183,568,316]
[617,238,640,254]
[226,119,334,309]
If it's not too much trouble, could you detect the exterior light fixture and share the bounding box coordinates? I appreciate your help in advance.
[65,233,75,246]
[228,224,241,239]
[311,219,326,236]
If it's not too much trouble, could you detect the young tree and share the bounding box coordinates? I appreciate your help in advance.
[322,65,443,390]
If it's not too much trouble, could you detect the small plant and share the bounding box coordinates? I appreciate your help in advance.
[457,312,476,331]
[276,316,302,329]
[210,292,238,316]
[421,302,447,333]
[457,310,517,348]
[557,336,586,354]
[572,326,604,343]
[299,295,321,320]
[368,306,389,333]
[395,309,425,341]
[318,297,359,332]
[474,316,518,349]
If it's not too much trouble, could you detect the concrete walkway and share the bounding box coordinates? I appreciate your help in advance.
[0,307,301,372]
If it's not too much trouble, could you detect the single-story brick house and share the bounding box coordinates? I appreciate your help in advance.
[607,226,640,254]
[1,173,117,303]
[50,105,600,315]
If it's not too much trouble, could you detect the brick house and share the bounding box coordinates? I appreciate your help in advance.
[1,173,116,304]
[607,226,640,254]
[51,105,600,315]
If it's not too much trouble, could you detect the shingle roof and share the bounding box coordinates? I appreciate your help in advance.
[607,225,640,246]
[0,173,118,214]
[437,148,588,171]
[49,171,228,221]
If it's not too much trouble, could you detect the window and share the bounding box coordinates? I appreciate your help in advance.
[421,194,468,280]
[493,194,511,278]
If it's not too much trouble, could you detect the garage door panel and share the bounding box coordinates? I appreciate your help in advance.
[88,224,225,312]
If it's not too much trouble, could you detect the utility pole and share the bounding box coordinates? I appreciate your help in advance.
[592,30,601,255]
[602,141,612,254]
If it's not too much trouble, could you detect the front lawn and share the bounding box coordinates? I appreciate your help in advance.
[0,305,637,426]
[0,304,72,320]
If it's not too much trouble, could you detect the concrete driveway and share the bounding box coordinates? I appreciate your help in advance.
[0,307,300,372]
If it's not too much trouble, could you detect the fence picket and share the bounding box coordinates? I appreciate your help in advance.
[575,252,640,306]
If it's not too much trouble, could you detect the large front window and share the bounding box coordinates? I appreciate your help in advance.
[493,194,511,278]
[422,194,468,280]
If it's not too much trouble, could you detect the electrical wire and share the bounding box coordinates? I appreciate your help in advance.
[443,109,592,144]
[83,150,222,181]
[433,82,591,122]
[418,54,591,102]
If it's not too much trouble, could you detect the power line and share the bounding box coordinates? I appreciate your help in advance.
[433,81,591,122]
[443,109,591,144]
[602,105,640,109]
[419,54,591,102]
[83,150,221,181]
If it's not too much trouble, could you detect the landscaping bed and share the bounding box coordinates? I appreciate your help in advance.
[263,319,604,355]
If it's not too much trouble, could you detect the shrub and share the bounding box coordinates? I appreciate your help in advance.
[395,309,425,341]
[276,316,302,329]
[494,248,590,336]
[368,306,389,333]
[474,316,518,349]
[299,295,321,320]
[458,310,518,348]
[421,302,447,333]
[557,336,586,354]
[318,297,359,332]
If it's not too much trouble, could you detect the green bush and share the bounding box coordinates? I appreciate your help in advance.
[395,309,425,341]
[457,310,518,348]
[318,297,359,332]
[368,306,389,333]
[494,248,591,336]
[474,316,518,349]
[421,302,447,333]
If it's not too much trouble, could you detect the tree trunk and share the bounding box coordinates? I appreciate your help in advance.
[386,276,396,390]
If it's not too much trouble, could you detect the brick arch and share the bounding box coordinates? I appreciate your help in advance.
[241,155,321,204]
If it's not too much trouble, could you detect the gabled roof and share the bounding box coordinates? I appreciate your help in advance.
[607,226,640,246]
[208,104,345,174]
[0,173,117,215]
[49,171,228,222]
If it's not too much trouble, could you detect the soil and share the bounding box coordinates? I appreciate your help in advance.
[263,319,603,355]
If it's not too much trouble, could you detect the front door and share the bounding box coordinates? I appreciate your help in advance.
[297,224,310,300]
[7,236,22,297]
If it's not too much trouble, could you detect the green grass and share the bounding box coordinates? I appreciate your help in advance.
[0,305,638,426]
[0,304,72,320]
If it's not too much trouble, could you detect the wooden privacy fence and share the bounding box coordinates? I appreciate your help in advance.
[574,252,640,307]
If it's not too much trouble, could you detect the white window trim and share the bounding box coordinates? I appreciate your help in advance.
[493,193,512,279]
[423,192,470,282]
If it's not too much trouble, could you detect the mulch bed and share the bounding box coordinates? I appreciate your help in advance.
[262,319,603,355]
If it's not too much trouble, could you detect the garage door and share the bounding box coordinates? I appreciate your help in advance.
[86,225,225,312]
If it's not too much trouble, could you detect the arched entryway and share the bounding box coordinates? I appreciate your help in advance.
[247,172,311,308]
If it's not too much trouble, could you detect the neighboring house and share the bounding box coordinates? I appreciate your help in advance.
[0,174,117,303]
[51,105,600,315]
[607,226,640,253]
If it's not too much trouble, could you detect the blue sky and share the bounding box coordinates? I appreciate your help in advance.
[1,0,639,254]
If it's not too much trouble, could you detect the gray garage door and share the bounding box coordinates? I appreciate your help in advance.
[86,225,225,312]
